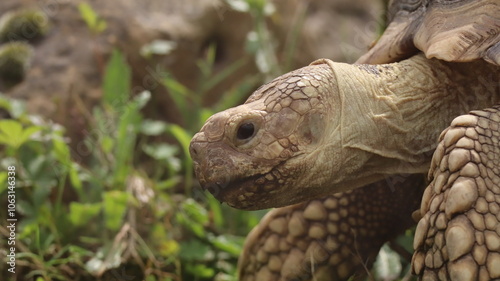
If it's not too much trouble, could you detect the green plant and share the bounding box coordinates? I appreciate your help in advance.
[158,43,260,194]
[0,41,34,84]
[78,3,107,35]
[0,94,90,280]
[0,44,266,280]
[0,49,151,279]
[226,0,281,78]
[140,40,271,280]
[0,9,49,43]
[0,8,49,88]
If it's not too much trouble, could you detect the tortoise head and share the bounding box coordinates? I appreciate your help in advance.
[190,63,334,210]
[190,55,493,210]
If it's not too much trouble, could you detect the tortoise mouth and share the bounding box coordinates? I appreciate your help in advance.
[202,174,271,210]
[195,153,299,210]
[200,163,290,210]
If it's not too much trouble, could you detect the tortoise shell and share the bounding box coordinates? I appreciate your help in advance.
[357,0,500,65]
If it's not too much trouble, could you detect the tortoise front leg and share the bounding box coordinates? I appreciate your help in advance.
[239,174,425,281]
[413,106,500,280]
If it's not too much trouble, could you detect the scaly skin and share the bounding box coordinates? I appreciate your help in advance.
[190,54,500,210]
[238,174,425,281]
[356,0,500,65]
[413,107,500,280]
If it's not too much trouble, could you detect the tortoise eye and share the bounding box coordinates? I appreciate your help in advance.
[236,122,255,140]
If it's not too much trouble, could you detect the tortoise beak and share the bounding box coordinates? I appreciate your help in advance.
[190,133,236,198]
[189,132,279,210]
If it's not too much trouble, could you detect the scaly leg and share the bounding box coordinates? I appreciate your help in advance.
[239,174,425,281]
[413,106,500,280]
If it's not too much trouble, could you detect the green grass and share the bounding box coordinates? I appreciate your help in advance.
[0,45,267,280]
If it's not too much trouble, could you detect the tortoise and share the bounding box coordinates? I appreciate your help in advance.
[189,0,500,280]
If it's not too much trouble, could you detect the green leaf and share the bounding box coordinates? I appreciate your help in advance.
[176,199,209,237]
[158,239,180,257]
[197,43,216,77]
[85,243,124,275]
[78,3,97,26]
[78,3,107,34]
[17,200,36,217]
[255,48,271,74]
[95,20,107,33]
[68,244,93,256]
[25,154,46,178]
[52,136,71,164]
[155,177,181,190]
[209,235,243,256]
[185,263,215,278]
[69,202,102,227]
[207,196,224,229]
[145,143,181,174]
[162,76,190,98]
[373,244,402,281]
[33,181,54,209]
[100,135,115,154]
[103,191,129,231]
[200,57,248,94]
[102,49,131,108]
[226,0,250,12]
[0,172,6,194]
[166,123,194,189]
[140,120,167,136]
[396,228,416,253]
[176,212,205,238]
[0,95,26,118]
[0,120,41,149]
[213,272,237,281]
[199,108,215,126]
[162,75,194,124]
[214,75,260,112]
[69,163,83,197]
[179,240,211,261]
[142,143,178,161]
[246,0,275,15]
[166,124,192,159]
[182,198,209,225]
[17,219,39,239]
[9,99,26,118]
[113,91,150,186]
[131,90,151,109]
[0,119,23,147]
[20,126,42,145]
[140,40,177,58]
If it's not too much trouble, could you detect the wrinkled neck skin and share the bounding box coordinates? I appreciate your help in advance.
[298,55,499,197]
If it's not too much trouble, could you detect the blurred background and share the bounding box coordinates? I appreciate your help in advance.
[0,0,400,280]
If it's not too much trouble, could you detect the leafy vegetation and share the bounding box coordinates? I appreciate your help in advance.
[0,1,275,280]
[0,44,267,280]
[0,9,49,43]
[0,1,415,280]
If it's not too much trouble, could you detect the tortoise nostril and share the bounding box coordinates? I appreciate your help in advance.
[189,142,201,158]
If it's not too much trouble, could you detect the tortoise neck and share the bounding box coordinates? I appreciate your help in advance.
[308,54,500,194]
